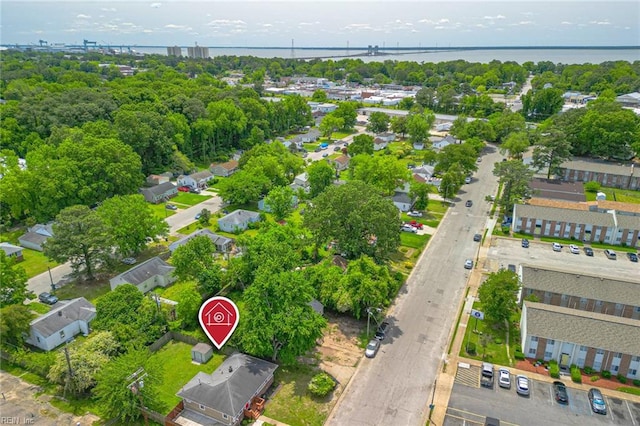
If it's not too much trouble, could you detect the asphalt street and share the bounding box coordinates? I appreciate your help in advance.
[326,144,504,426]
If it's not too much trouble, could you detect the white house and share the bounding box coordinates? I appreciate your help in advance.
[432,134,458,150]
[18,223,54,252]
[0,242,24,261]
[210,160,239,177]
[178,171,214,189]
[373,138,388,151]
[290,172,311,193]
[392,191,413,212]
[109,257,176,292]
[217,209,261,233]
[376,132,396,143]
[168,229,234,253]
[26,298,96,351]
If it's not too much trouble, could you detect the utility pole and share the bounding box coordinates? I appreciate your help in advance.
[48,266,55,292]
[127,368,149,426]
[62,341,74,398]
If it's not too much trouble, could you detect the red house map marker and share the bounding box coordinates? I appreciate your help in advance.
[198,296,240,350]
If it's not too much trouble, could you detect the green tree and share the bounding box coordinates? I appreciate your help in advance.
[332,101,358,130]
[435,143,479,175]
[579,101,640,159]
[97,194,168,257]
[439,172,460,202]
[532,128,573,179]
[307,160,335,198]
[241,270,326,364]
[174,283,202,329]
[264,185,295,221]
[406,113,433,145]
[477,269,520,323]
[366,112,390,134]
[390,115,408,138]
[303,181,401,261]
[409,181,430,211]
[171,236,223,295]
[311,90,328,102]
[44,205,113,280]
[488,110,526,143]
[319,114,344,141]
[350,155,411,195]
[217,170,270,205]
[0,304,34,346]
[500,131,530,160]
[198,208,211,226]
[521,87,563,120]
[493,160,534,214]
[348,134,374,156]
[0,252,30,307]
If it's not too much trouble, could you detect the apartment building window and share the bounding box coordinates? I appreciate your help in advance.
[547,339,555,345]
[579,298,588,309]
[529,348,537,355]
[630,369,638,376]
[612,365,619,372]
[614,353,622,360]
[596,349,605,355]
[580,346,587,352]
[633,356,640,363]
[544,351,553,359]
[59,331,65,339]
[531,336,538,342]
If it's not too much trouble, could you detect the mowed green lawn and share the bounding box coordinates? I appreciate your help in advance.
[585,187,640,204]
[149,340,224,412]
[147,202,177,220]
[172,193,212,206]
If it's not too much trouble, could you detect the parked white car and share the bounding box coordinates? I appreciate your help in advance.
[552,242,562,252]
[407,211,423,217]
[401,224,417,233]
[498,368,511,389]
[569,244,580,254]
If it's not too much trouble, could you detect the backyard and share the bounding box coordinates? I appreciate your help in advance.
[172,192,213,206]
[585,186,640,204]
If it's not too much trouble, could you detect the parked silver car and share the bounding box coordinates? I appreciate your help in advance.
[364,339,381,358]
[515,374,530,396]
[498,368,511,389]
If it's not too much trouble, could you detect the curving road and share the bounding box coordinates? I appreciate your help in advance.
[326,144,504,426]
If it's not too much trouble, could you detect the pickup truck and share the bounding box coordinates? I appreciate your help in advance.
[481,362,494,388]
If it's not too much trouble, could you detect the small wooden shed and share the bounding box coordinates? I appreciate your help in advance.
[191,343,213,364]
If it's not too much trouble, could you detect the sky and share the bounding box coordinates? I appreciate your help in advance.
[1,1,639,48]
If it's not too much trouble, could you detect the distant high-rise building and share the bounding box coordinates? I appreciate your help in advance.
[187,44,209,59]
[167,46,182,57]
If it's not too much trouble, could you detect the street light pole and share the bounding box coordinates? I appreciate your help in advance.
[48,266,55,292]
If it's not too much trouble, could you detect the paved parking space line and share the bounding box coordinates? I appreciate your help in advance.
[626,399,637,426]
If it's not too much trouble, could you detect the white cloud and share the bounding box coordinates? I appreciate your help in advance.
[344,23,373,31]
[484,15,506,20]
[510,21,534,26]
[561,21,572,25]
[77,14,91,19]
[143,29,153,33]
[438,18,450,24]
[207,19,246,26]
[165,24,186,29]
[263,23,273,27]
[150,3,161,8]
[101,8,116,12]
[589,20,611,25]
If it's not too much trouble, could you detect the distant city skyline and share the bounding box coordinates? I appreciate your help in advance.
[2,1,638,48]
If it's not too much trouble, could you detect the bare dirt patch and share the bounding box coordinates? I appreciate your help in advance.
[316,313,364,390]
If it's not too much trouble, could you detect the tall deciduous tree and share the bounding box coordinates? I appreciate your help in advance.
[319,114,344,141]
[218,170,270,205]
[241,270,326,364]
[171,236,222,295]
[348,134,374,156]
[0,252,30,307]
[435,143,479,175]
[477,269,519,323]
[307,160,335,198]
[44,205,113,280]
[350,155,411,195]
[303,181,401,261]
[390,115,408,138]
[409,181,430,211]
[366,112,390,134]
[406,112,434,145]
[532,128,572,179]
[332,101,358,130]
[493,160,534,214]
[0,304,34,345]
[500,131,530,160]
[97,194,168,256]
[264,185,295,221]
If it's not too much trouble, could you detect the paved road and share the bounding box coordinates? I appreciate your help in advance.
[327,144,504,426]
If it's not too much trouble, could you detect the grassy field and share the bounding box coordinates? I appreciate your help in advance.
[147,202,177,220]
[54,279,111,303]
[400,232,430,249]
[149,341,225,412]
[585,187,640,204]
[19,249,57,278]
[263,363,333,426]
[172,193,212,206]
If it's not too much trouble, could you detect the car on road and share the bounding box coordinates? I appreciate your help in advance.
[588,388,607,414]
[165,203,177,210]
[465,200,473,207]
[604,249,617,260]
[121,257,136,265]
[627,252,638,262]
[464,176,472,184]
[521,238,529,248]
[322,153,329,158]
[343,142,349,147]
[333,146,342,151]
[407,211,423,217]
[569,244,580,254]
[473,233,482,242]
[189,187,201,194]
[515,375,530,396]
[498,368,511,389]
[584,247,594,256]
[464,259,473,269]
[178,186,191,192]
[553,381,568,404]
[38,292,59,305]
[365,339,381,358]
[375,321,390,340]
[552,242,562,252]
[401,224,417,233]
[195,213,202,220]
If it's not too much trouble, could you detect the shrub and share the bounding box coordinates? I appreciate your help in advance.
[308,372,336,398]
[514,349,525,360]
[602,370,612,379]
[633,379,640,387]
[494,338,502,344]
[617,374,627,384]
[583,366,594,375]
[466,342,477,355]
[591,376,600,382]
[570,365,582,383]
[549,363,560,379]
[584,181,601,193]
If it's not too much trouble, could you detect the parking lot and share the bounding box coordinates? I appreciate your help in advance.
[485,237,639,282]
[445,369,640,426]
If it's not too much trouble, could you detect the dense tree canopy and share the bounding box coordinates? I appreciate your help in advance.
[478,269,520,323]
[0,252,30,307]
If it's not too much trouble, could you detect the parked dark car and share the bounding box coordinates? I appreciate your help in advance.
[165,203,177,210]
[588,388,607,414]
[375,321,390,340]
[465,200,473,207]
[521,238,529,248]
[473,233,482,242]
[553,381,569,404]
[584,247,594,256]
[38,292,59,305]
[627,252,638,262]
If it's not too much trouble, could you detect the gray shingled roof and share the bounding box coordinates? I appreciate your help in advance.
[18,232,48,246]
[514,204,616,228]
[145,181,176,196]
[177,353,278,417]
[31,298,96,338]
[521,265,640,306]
[561,158,636,175]
[168,229,234,252]
[0,242,23,256]
[523,301,640,356]
[616,214,640,230]
[392,191,412,204]
[111,257,175,287]
[218,209,260,226]
[190,170,213,181]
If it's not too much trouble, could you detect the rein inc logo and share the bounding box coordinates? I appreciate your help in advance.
[198,296,240,350]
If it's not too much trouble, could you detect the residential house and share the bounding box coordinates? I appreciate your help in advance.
[332,155,350,172]
[18,223,54,252]
[258,195,298,213]
[109,257,176,292]
[392,191,413,212]
[146,174,170,186]
[218,210,261,233]
[520,301,640,379]
[413,141,425,150]
[376,132,395,143]
[290,172,311,193]
[358,107,409,118]
[511,203,640,247]
[616,92,640,108]
[26,298,96,351]
[178,171,214,190]
[139,182,178,204]
[210,160,239,177]
[169,229,234,254]
[559,158,639,190]
[432,134,458,150]
[373,138,388,151]
[411,164,441,187]
[435,122,453,132]
[170,353,278,426]
[0,242,24,261]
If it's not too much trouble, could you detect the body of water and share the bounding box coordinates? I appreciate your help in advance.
[134,47,639,64]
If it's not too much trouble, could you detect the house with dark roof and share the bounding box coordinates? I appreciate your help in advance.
[217,210,261,233]
[26,298,96,351]
[210,160,239,177]
[511,203,640,247]
[0,242,23,261]
[178,171,214,190]
[146,174,170,186]
[559,158,639,189]
[139,182,178,204]
[391,191,413,212]
[520,301,640,380]
[616,91,640,108]
[169,229,234,254]
[109,257,176,292]
[170,353,278,425]
[373,138,388,151]
[18,223,54,252]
